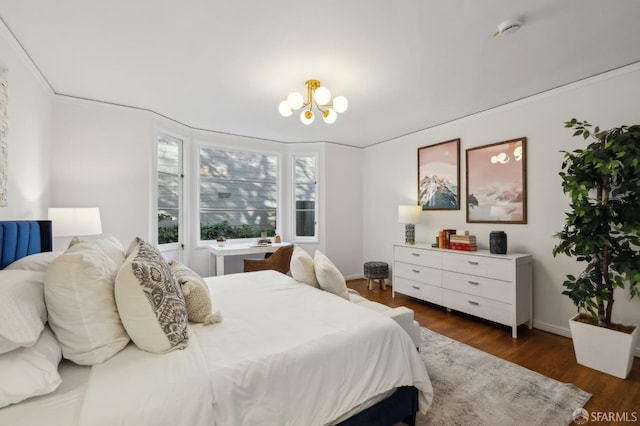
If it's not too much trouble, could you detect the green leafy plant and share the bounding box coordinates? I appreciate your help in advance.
[200,221,275,240]
[553,119,640,328]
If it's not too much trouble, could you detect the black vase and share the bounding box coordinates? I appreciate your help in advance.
[489,231,507,254]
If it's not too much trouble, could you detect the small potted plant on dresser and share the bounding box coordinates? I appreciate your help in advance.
[553,118,640,379]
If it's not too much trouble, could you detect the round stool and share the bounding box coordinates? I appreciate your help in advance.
[363,261,389,291]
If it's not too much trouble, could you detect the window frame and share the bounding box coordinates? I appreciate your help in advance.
[155,132,185,252]
[291,153,319,243]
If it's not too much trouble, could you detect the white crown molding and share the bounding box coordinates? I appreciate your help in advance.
[0,15,53,95]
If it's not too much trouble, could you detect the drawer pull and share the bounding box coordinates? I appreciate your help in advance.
[411,269,421,273]
[411,253,421,257]
[468,261,479,265]
[468,300,480,306]
[411,285,421,290]
[467,280,479,285]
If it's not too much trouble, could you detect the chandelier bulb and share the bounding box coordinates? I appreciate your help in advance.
[322,108,337,124]
[278,100,293,117]
[333,95,348,113]
[314,86,331,105]
[300,109,314,125]
[287,92,304,110]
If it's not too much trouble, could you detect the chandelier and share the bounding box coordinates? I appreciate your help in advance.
[278,79,348,125]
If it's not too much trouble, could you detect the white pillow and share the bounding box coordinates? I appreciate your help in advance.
[68,233,125,267]
[0,326,62,408]
[290,246,320,288]
[169,260,222,325]
[314,250,350,300]
[0,270,47,354]
[5,251,63,272]
[45,243,130,365]
[115,238,189,353]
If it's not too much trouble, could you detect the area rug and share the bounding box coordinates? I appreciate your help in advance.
[415,328,591,426]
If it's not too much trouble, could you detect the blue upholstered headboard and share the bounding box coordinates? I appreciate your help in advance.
[0,220,53,269]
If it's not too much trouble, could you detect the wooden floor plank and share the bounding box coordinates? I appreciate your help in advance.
[347,279,640,423]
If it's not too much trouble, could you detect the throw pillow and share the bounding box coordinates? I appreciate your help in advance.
[0,271,47,354]
[0,326,62,408]
[169,260,222,325]
[290,245,320,288]
[45,242,130,365]
[314,250,350,300]
[68,233,125,266]
[5,251,63,272]
[115,238,189,353]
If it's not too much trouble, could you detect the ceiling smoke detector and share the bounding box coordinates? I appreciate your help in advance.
[493,19,522,37]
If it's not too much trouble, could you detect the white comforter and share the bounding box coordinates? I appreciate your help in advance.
[196,271,432,425]
[1,270,432,426]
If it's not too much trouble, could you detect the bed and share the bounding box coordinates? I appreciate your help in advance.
[0,220,433,425]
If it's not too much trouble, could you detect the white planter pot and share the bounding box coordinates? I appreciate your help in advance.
[569,314,639,379]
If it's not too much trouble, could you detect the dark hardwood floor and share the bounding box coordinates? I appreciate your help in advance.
[347,279,640,425]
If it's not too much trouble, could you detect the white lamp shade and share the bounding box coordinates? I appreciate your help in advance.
[333,95,348,113]
[398,205,422,224]
[300,109,314,125]
[314,86,331,105]
[287,92,304,110]
[278,100,293,117]
[322,108,337,124]
[48,208,102,237]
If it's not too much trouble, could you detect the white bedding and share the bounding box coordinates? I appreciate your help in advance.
[0,270,432,426]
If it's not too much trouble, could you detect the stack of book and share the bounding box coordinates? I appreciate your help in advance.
[449,234,478,251]
[438,229,457,249]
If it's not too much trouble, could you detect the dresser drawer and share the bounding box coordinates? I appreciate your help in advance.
[394,277,442,305]
[442,289,512,326]
[442,252,511,281]
[394,261,441,286]
[394,246,441,268]
[442,271,512,304]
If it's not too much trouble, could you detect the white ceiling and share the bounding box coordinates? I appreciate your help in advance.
[1,1,639,148]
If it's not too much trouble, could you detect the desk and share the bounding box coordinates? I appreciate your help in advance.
[208,242,292,276]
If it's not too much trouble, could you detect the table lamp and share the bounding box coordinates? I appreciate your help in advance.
[48,208,102,249]
[398,205,422,245]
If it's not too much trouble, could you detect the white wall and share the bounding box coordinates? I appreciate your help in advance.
[51,98,153,247]
[324,143,363,279]
[363,63,640,342]
[0,25,53,220]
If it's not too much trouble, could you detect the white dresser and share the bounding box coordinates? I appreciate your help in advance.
[392,243,533,338]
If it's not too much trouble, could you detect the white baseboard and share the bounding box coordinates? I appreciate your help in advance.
[344,273,364,281]
[533,319,640,358]
[533,320,572,339]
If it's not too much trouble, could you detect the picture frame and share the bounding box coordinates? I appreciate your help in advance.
[417,138,460,210]
[466,137,527,223]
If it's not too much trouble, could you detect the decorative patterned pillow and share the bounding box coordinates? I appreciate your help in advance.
[0,271,47,355]
[45,242,130,365]
[290,245,320,288]
[0,326,62,408]
[314,250,350,300]
[115,238,189,353]
[169,260,222,325]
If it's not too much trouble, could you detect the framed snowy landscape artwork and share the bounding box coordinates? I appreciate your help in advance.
[466,137,527,223]
[417,138,460,210]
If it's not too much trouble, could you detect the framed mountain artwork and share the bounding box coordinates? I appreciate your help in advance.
[417,138,460,210]
[466,137,527,223]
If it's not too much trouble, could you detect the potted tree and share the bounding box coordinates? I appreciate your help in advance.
[553,118,640,379]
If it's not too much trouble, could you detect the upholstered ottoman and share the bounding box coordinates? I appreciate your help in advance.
[363,261,389,291]
[348,289,421,348]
